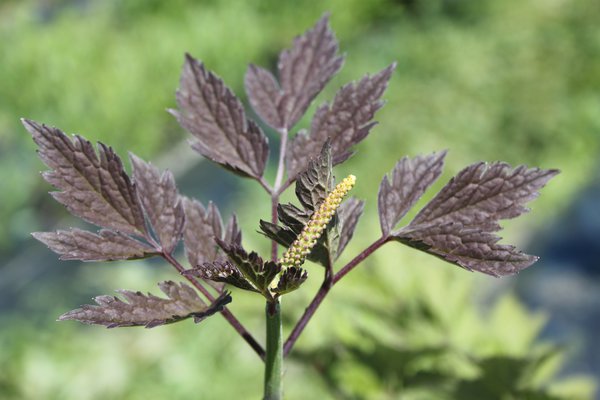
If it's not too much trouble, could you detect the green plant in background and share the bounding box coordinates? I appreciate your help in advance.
[291,270,595,400]
[23,14,565,399]
[3,0,600,254]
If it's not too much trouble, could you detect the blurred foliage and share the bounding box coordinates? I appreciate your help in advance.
[289,264,596,399]
[1,0,599,398]
[0,251,596,399]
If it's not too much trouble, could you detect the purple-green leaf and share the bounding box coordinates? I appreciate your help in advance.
[395,162,559,276]
[272,267,308,296]
[184,261,259,293]
[287,63,396,180]
[23,119,147,236]
[259,143,340,267]
[216,239,281,296]
[130,154,184,254]
[59,281,231,328]
[172,54,269,179]
[295,141,334,211]
[378,152,446,236]
[245,14,344,130]
[32,229,156,262]
[259,219,298,249]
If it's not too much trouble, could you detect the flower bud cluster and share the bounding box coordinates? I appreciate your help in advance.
[280,175,356,268]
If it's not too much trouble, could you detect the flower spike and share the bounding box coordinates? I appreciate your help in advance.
[280,175,356,268]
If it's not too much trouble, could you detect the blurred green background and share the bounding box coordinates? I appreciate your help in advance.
[1,0,599,398]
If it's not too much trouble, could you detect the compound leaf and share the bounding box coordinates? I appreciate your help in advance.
[378,152,446,236]
[130,154,184,253]
[23,119,146,236]
[32,229,156,262]
[287,63,395,180]
[411,162,559,231]
[59,281,230,328]
[394,223,538,276]
[172,54,269,179]
[245,13,344,131]
[394,162,559,276]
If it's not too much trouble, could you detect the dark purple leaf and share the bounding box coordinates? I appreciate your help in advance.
[130,154,184,253]
[378,152,446,236]
[172,54,269,179]
[223,214,242,247]
[287,63,396,180]
[22,119,146,236]
[272,267,308,295]
[245,14,344,130]
[32,229,156,262]
[59,281,231,328]
[395,163,559,276]
[336,197,365,258]
[245,64,284,130]
[181,197,241,268]
[411,162,559,231]
[395,223,538,277]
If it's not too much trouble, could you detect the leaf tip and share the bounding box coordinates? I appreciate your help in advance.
[184,52,195,63]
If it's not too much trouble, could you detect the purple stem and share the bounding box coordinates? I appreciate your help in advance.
[161,251,266,360]
[275,176,294,196]
[333,236,390,284]
[283,236,390,356]
[271,128,289,261]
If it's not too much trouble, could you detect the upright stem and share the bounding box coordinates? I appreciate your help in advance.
[271,127,288,269]
[264,127,287,399]
[274,129,288,192]
[264,300,283,400]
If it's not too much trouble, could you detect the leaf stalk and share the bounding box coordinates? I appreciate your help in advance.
[283,236,389,356]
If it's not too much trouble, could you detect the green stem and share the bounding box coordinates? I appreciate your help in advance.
[264,300,283,400]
